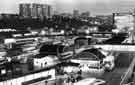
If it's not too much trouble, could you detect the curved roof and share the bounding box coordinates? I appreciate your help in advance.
[74,48,106,60]
[39,44,65,56]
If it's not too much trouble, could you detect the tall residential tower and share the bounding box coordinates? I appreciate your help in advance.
[19,3,53,19]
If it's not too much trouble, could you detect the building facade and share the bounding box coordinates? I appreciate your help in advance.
[19,3,53,19]
[19,4,31,18]
[73,10,79,17]
[113,12,134,33]
[81,11,90,18]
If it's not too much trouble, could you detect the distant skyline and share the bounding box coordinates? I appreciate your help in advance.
[0,0,135,15]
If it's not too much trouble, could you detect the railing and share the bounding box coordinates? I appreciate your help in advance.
[0,68,55,85]
[120,55,135,85]
[93,45,135,52]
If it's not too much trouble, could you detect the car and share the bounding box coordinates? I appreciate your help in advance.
[73,78,106,85]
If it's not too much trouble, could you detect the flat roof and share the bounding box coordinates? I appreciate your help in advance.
[22,75,51,85]
[0,63,56,82]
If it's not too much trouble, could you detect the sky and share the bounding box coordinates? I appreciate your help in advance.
[0,0,135,15]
